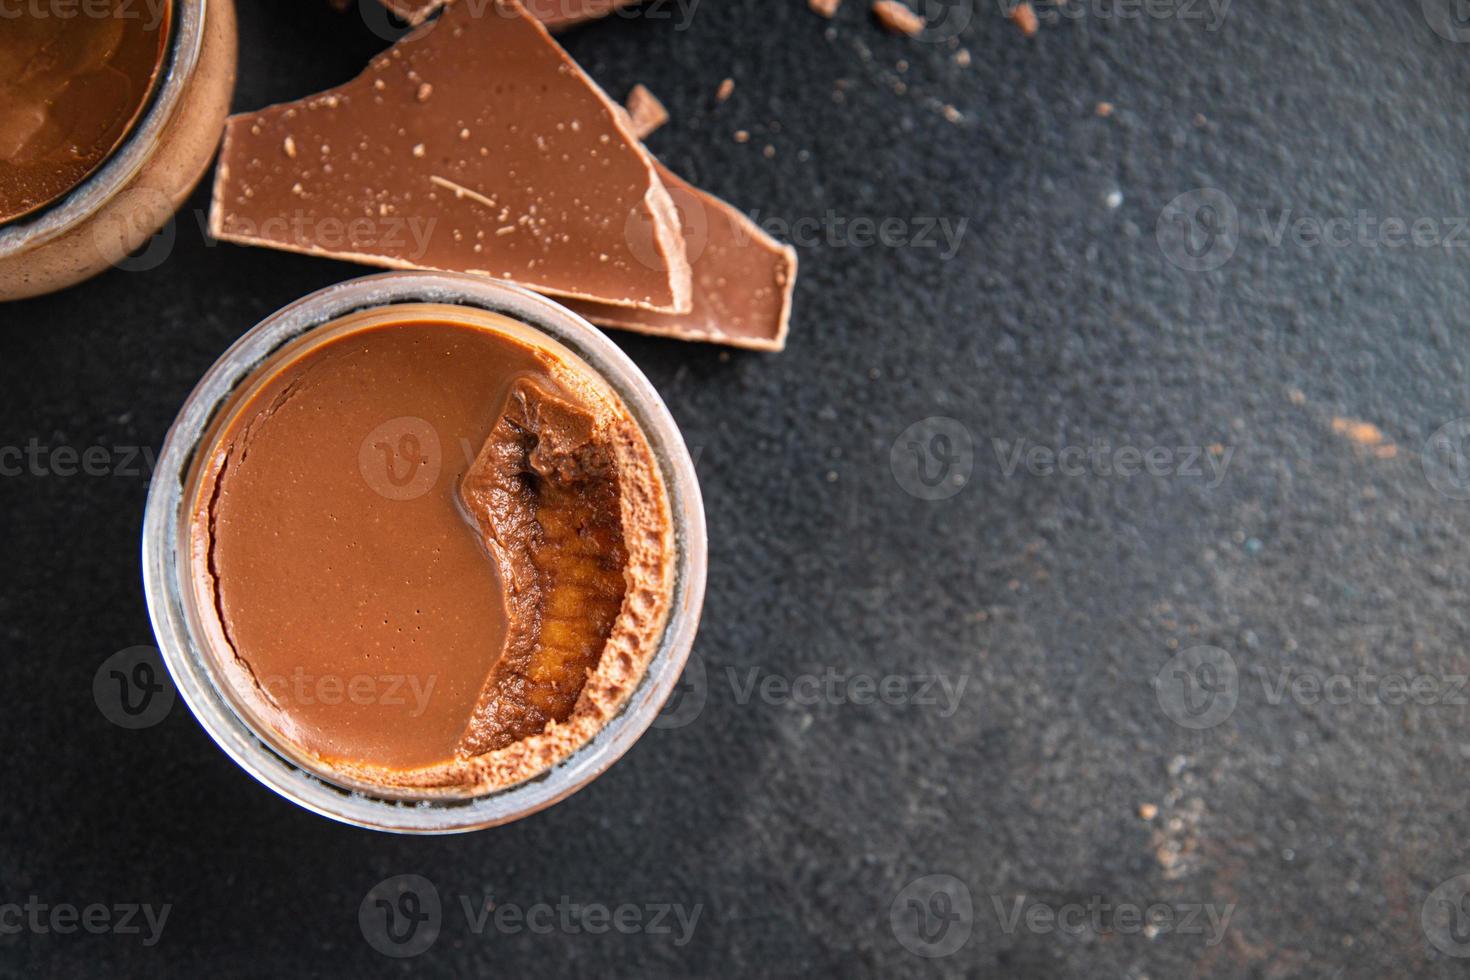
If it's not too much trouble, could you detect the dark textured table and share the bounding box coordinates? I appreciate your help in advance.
[6,0,1470,975]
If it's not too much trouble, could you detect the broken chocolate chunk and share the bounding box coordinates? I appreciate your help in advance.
[872,0,924,35]
[624,84,670,140]
[562,163,798,351]
[210,0,691,313]
[376,0,640,30]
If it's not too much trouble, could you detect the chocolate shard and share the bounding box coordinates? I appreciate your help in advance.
[378,0,641,30]
[210,0,691,314]
[872,0,924,35]
[562,163,798,351]
[624,84,669,141]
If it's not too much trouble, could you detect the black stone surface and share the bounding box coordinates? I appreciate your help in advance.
[5,0,1470,975]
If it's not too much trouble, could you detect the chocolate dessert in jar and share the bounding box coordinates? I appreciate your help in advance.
[0,0,237,301]
[142,272,706,832]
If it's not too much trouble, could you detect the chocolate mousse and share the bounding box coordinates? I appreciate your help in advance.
[0,0,174,225]
[185,304,675,796]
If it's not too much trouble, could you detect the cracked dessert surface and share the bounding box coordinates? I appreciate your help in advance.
[187,306,674,797]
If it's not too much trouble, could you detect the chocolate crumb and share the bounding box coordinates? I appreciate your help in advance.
[955,48,972,67]
[734,129,750,143]
[942,104,961,123]
[1010,1,1038,36]
[809,0,842,17]
[872,0,924,35]
[716,77,735,102]
[624,84,669,140]
[1096,101,1114,117]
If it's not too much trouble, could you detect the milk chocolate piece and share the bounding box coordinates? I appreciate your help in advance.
[210,0,691,314]
[624,84,669,141]
[377,0,640,30]
[189,307,675,794]
[563,163,797,351]
[0,0,173,225]
[1010,1,1038,36]
[872,0,924,35]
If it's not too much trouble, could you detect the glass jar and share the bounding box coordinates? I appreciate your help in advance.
[0,0,238,301]
[142,271,708,833]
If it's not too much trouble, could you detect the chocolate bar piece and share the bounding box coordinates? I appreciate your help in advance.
[377,0,640,30]
[562,163,797,351]
[211,0,690,313]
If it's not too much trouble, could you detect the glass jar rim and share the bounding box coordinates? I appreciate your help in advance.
[142,271,708,833]
[0,0,206,256]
